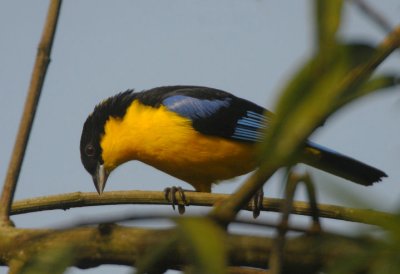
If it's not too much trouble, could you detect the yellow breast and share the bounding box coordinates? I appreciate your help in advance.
[100,100,258,192]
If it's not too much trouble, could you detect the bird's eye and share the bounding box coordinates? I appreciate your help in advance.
[85,144,96,157]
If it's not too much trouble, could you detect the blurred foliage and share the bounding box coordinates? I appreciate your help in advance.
[255,0,400,273]
[325,214,400,274]
[134,217,226,274]
[134,232,179,274]
[316,0,343,53]
[258,9,398,174]
[17,244,74,274]
[176,217,226,274]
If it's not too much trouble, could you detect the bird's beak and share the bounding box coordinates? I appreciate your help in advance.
[93,163,109,195]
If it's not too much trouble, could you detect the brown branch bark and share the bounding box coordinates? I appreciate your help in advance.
[0,0,63,226]
[10,190,394,226]
[0,224,377,273]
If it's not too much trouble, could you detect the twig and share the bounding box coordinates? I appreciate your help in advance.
[269,172,321,274]
[351,0,393,33]
[297,173,321,232]
[10,190,395,226]
[0,0,62,226]
[209,168,276,225]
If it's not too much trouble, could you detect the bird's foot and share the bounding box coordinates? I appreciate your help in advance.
[164,186,190,214]
[252,188,264,218]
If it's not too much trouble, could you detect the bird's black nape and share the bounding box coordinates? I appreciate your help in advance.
[93,89,138,125]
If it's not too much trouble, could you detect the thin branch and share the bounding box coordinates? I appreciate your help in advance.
[351,0,393,33]
[295,173,321,232]
[10,190,395,226]
[209,168,276,224]
[0,0,62,226]
[269,173,321,274]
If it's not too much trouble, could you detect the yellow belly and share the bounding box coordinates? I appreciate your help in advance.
[101,100,258,192]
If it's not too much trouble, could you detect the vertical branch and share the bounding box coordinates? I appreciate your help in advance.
[0,0,63,226]
[269,173,298,274]
[269,172,321,274]
[301,173,322,232]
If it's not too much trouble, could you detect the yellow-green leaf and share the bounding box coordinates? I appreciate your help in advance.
[134,233,178,274]
[315,0,343,52]
[176,217,226,274]
[18,244,74,274]
[258,43,380,172]
[338,73,399,107]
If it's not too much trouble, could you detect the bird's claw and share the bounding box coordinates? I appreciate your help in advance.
[252,188,264,218]
[164,186,188,214]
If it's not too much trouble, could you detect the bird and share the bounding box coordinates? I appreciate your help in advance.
[80,85,387,208]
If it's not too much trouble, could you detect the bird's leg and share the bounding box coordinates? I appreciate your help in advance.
[164,186,191,214]
[252,188,264,218]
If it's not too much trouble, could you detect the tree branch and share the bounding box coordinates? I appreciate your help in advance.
[0,0,62,226]
[0,224,379,273]
[10,190,394,225]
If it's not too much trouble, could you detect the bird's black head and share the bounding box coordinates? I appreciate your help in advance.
[80,108,109,194]
[80,113,103,176]
[80,90,137,194]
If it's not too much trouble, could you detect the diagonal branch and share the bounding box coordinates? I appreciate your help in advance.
[351,0,393,33]
[0,0,63,226]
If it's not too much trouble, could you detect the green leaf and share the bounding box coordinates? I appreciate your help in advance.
[258,42,383,172]
[315,0,343,52]
[18,244,75,274]
[338,73,399,107]
[176,217,226,274]
[134,233,178,274]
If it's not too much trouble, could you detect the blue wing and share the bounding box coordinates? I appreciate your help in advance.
[231,110,268,142]
[161,92,269,143]
[162,95,232,120]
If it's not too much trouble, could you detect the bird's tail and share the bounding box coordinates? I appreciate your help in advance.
[301,141,387,186]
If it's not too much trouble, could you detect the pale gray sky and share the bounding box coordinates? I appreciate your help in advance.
[1,1,399,273]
